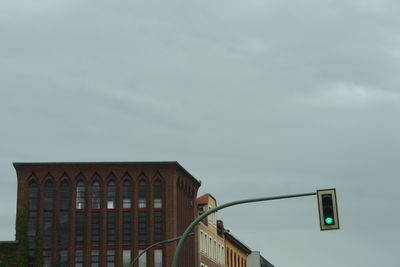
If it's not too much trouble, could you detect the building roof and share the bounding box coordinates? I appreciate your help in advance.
[260,255,274,267]
[196,193,217,205]
[13,161,201,186]
[224,231,252,255]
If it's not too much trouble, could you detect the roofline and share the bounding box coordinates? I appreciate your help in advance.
[224,232,252,254]
[13,161,201,186]
[197,193,218,205]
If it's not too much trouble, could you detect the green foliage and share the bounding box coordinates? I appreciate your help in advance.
[33,231,43,267]
[15,204,29,266]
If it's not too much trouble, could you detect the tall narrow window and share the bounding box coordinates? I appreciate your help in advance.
[91,212,100,246]
[92,181,100,209]
[91,250,99,267]
[107,212,116,245]
[122,250,131,267]
[122,180,131,208]
[106,250,115,267]
[60,250,68,267]
[76,181,85,209]
[44,180,53,210]
[153,180,162,208]
[123,212,131,245]
[59,180,69,256]
[75,213,84,246]
[75,250,83,267]
[60,180,70,210]
[154,211,163,242]
[138,250,146,267]
[28,182,38,210]
[59,212,69,249]
[154,249,162,267]
[43,180,53,264]
[138,212,147,245]
[28,182,38,250]
[138,180,146,208]
[107,181,116,209]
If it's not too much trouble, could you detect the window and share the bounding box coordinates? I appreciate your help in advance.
[43,250,51,267]
[138,250,146,267]
[204,233,208,256]
[153,180,162,208]
[106,250,115,267]
[28,182,38,210]
[107,180,116,209]
[123,180,132,208]
[138,212,147,245]
[76,182,85,209]
[59,212,69,248]
[91,250,99,266]
[107,212,116,245]
[123,250,131,267]
[44,180,53,210]
[27,211,37,247]
[60,180,70,210]
[154,211,163,242]
[200,231,203,252]
[92,181,100,209]
[138,180,146,208]
[154,249,162,267]
[75,213,84,246]
[91,212,100,246]
[123,212,131,245]
[75,250,83,266]
[43,212,52,249]
[60,250,68,267]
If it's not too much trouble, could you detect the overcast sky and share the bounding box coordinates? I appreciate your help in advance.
[1,0,400,266]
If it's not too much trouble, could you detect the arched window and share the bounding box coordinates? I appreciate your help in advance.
[107,180,116,209]
[92,181,100,209]
[44,180,53,210]
[60,180,70,210]
[28,181,38,251]
[123,180,132,209]
[28,181,38,210]
[153,180,162,208]
[138,180,146,208]
[76,181,85,209]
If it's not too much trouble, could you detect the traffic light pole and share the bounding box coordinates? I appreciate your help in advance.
[171,192,317,267]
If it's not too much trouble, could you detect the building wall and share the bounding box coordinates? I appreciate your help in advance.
[14,162,200,267]
[246,251,261,267]
[225,233,249,267]
[198,195,225,267]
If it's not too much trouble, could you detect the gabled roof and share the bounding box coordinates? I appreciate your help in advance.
[196,193,217,205]
[196,194,209,204]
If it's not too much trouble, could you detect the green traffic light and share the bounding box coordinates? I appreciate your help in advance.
[325,217,334,225]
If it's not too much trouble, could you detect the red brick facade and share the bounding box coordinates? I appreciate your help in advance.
[14,162,200,267]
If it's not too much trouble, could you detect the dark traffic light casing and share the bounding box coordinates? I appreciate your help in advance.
[317,188,340,231]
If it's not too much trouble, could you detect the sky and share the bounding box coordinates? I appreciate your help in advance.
[1,0,400,266]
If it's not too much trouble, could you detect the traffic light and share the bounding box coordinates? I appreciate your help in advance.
[317,188,340,231]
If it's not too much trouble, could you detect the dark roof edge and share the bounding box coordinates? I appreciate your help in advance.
[225,232,252,254]
[13,161,201,187]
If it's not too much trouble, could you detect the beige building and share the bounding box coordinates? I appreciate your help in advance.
[197,194,225,267]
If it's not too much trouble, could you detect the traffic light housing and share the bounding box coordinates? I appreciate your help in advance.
[317,188,340,231]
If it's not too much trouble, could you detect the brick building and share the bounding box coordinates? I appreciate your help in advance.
[14,161,201,267]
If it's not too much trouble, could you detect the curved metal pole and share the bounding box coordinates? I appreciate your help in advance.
[130,232,194,267]
[172,192,316,267]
